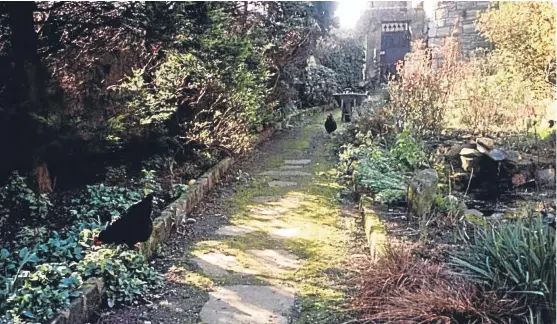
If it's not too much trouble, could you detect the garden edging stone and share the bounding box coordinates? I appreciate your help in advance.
[359,195,387,262]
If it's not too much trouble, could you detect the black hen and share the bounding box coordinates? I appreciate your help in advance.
[325,113,337,134]
[96,194,154,248]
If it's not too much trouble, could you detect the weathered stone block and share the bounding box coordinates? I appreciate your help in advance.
[436,26,453,37]
[457,1,477,10]
[408,169,439,219]
[359,196,386,261]
[462,23,477,34]
[50,278,103,324]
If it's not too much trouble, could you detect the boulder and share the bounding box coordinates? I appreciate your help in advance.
[504,150,522,163]
[408,169,439,220]
[459,147,482,157]
[459,148,482,172]
[476,137,495,150]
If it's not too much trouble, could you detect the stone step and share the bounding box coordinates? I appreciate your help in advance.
[268,181,298,187]
[284,159,311,165]
[259,170,311,177]
[280,165,304,170]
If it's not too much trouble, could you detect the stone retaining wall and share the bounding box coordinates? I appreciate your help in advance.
[50,104,329,324]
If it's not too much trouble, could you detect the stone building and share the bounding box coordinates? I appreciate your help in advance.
[357,0,492,82]
[425,1,492,67]
[357,1,427,83]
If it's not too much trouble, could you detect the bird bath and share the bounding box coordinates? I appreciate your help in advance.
[333,92,367,122]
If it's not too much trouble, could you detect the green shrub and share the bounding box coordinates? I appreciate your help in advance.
[0,172,52,225]
[450,217,556,323]
[390,129,427,170]
[76,248,162,308]
[357,149,406,204]
[1,179,164,322]
[302,64,339,107]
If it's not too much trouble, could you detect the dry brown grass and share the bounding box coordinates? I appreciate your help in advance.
[349,244,524,324]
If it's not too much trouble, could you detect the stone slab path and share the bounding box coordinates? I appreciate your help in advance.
[97,110,357,324]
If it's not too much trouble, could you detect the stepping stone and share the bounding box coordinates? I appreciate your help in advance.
[252,196,282,203]
[247,249,301,272]
[284,159,311,165]
[259,171,311,177]
[268,181,297,187]
[249,207,285,216]
[199,285,295,324]
[192,252,258,277]
[270,227,300,238]
[216,225,256,236]
[280,165,304,170]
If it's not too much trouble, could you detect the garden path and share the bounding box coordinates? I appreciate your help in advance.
[97,110,360,324]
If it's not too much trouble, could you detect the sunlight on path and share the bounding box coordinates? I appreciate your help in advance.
[192,111,353,324]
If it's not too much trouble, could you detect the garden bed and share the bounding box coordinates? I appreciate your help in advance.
[338,108,556,323]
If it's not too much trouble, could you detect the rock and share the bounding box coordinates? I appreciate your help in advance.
[258,171,312,177]
[463,209,487,226]
[475,142,489,154]
[476,137,494,150]
[464,209,483,217]
[284,159,311,165]
[504,150,522,163]
[268,181,297,187]
[447,144,465,158]
[459,148,482,157]
[490,213,505,220]
[408,169,439,219]
[216,225,256,236]
[537,168,556,187]
[199,285,295,324]
[460,155,479,172]
[487,148,505,161]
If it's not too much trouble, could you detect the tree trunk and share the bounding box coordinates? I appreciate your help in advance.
[4,2,53,191]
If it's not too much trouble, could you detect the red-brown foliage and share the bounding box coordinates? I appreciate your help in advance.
[349,244,524,324]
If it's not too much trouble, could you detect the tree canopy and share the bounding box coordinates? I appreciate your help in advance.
[0,1,338,187]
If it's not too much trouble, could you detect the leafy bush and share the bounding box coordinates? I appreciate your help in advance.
[77,248,161,308]
[450,217,556,323]
[356,148,407,204]
[0,218,162,322]
[70,184,143,222]
[0,172,52,227]
[1,179,164,322]
[341,129,426,205]
[314,34,365,91]
[302,64,339,107]
[115,6,275,154]
[2,263,82,322]
[390,130,428,170]
[477,2,556,87]
[447,52,552,134]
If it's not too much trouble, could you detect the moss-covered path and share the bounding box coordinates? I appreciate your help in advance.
[98,110,357,324]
